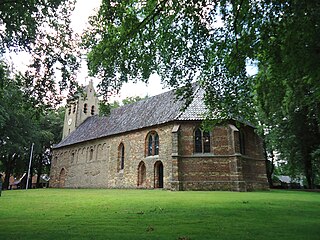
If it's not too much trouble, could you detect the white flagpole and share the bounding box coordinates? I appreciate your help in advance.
[26,143,34,190]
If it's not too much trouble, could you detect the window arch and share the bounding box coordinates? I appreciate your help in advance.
[146,132,159,156]
[89,148,94,161]
[84,103,88,114]
[194,128,211,153]
[91,105,95,115]
[118,143,125,171]
[71,152,75,163]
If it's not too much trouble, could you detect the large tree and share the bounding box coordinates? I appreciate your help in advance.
[0,0,81,107]
[0,62,64,189]
[83,0,320,187]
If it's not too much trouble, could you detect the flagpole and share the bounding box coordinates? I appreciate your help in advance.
[26,143,34,190]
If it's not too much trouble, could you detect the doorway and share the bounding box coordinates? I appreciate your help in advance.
[154,161,163,188]
[137,161,146,187]
[58,168,66,188]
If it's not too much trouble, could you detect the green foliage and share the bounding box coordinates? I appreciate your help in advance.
[0,0,66,51]
[122,95,146,105]
[0,0,81,107]
[0,62,64,187]
[82,0,259,118]
[0,189,320,239]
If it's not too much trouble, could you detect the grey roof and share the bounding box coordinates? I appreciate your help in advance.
[177,88,209,120]
[54,86,210,149]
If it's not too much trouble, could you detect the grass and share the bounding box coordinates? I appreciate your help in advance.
[0,189,319,240]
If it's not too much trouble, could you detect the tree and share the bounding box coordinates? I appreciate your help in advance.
[0,0,81,107]
[83,0,320,188]
[0,63,36,188]
[0,62,64,189]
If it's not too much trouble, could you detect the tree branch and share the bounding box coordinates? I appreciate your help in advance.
[117,0,170,48]
[233,0,244,53]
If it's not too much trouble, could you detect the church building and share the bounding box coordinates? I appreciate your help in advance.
[49,81,268,191]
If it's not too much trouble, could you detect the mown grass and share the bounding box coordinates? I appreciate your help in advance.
[0,189,319,240]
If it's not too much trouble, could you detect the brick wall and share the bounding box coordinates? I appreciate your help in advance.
[50,121,268,191]
[50,123,175,189]
[172,121,268,191]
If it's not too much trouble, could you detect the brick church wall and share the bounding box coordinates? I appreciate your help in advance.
[50,121,268,191]
[50,123,176,189]
[173,121,268,191]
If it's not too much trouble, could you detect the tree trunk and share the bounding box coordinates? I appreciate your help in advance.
[3,154,15,189]
[304,156,314,189]
[263,140,274,188]
[36,154,43,188]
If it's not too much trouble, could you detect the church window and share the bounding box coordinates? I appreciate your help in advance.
[68,106,71,115]
[89,148,94,160]
[239,130,245,155]
[146,132,159,156]
[194,128,211,153]
[148,134,153,156]
[195,128,202,153]
[118,143,125,171]
[71,152,75,163]
[84,103,88,114]
[73,105,76,113]
[91,105,95,115]
[154,133,159,155]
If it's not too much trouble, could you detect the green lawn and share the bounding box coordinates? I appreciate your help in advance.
[0,189,319,240]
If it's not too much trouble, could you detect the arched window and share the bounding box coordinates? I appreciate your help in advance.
[194,128,211,153]
[91,105,95,115]
[71,152,75,163]
[73,104,76,113]
[118,143,125,171]
[195,128,202,153]
[84,103,88,114]
[154,134,159,155]
[146,132,159,156]
[68,106,71,115]
[89,148,94,161]
[148,134,153,156]
[203,131,211,153]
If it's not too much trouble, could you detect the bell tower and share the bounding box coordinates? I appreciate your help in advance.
[62,80,99,139]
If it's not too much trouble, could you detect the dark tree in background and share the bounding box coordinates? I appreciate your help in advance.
[0,62,64,189]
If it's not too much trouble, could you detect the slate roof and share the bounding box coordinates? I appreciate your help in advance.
[54,86,212,149]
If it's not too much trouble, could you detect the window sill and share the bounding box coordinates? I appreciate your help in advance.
[145,155,159,159]
[193,153,213,156]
